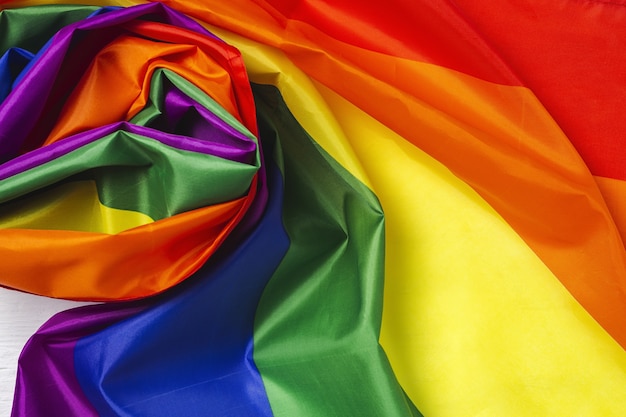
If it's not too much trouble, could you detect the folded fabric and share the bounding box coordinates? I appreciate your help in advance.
[1,2,626,416]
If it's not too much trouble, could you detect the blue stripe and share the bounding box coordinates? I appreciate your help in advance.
[73,155,287,417]
[0,47,33,101]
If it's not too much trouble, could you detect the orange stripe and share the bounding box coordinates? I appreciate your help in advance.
[44,20,249,145]
[448,0,626,180]
[195,9,626,348]
[305,53,626,348]
[200,12,626,347]
[0,10,260,302]
[0,186,252,300]
[155,0,520,84]
[73,0,626,347]
[3,0,626,347]
[595,175,626,249]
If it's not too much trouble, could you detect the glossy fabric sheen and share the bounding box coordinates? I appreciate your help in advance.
[11,84,412,416]
[0,128,256,219]
[0,5,99,53]
[5,0,624,326]
[313,83,626,416]
[251,85,416,417]
[0,195,249,300]
[222,13,626,349]
[13,302,148,417]
[2,2,626,417]
[0,180,154,233]
[0,117,255,183]
[0,47,31,101]
[72,153,285,417]
[131,69,258,165]
[206,25,626,415]
[156,0,626,180]
[0,4,260,300]
[123,0,626,348]
[0,5,256,160]
[450,0,626,180]
[42,27,241,146]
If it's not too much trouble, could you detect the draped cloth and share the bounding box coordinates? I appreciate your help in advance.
[1,1,626,416]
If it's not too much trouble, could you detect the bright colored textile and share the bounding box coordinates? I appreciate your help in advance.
[1,1,626,416]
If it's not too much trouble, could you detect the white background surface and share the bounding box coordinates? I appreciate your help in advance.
[0,287,93,416]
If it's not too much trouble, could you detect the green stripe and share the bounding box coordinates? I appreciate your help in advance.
[252,84,421,417]
[0,130,256,220]
[0,7,260,221]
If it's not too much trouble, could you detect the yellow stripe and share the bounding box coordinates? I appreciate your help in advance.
[205,25,373,190]
[0,181,153,234]
[316,83,626,416]
[2,4,625,412]
[214,29,626,415]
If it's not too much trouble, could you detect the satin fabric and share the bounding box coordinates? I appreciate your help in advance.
[251,84,414,417]
[0,47,31,101]
[0,126,256,219]
[450,0,626,180]
[2,2,626,417]
[0,180,154,233]
[71,151,284,417]
[81,0,626,349]
[0,5,260,300]
[0,4,256,161]
[218,31,626,415]
[162,0,626,348]
[11,84,410,417]
[4,0,625,332]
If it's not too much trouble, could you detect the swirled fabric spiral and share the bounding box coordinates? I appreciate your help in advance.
[1,1,626,416]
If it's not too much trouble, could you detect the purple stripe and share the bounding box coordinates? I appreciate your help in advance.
[161,81,254,149]
[11,155,268,416]
[0,3,221,162]
[11,302,148,417]
[7,5,268,412]
[11,134,269,417]
[0,121,256,181]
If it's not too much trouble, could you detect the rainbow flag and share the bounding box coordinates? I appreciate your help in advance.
[1,1,626,416]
